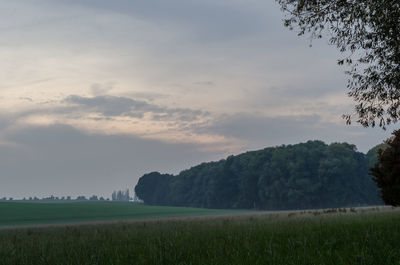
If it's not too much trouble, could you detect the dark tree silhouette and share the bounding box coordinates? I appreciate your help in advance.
[276,0,400,128]
[371,130,400,206]
[135,141,382,210]
[135,172,173,205]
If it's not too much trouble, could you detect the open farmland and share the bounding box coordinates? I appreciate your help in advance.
[0,207,399,265]
[0,201,243,227]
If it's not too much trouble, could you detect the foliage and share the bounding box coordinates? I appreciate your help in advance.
[135,141,382,210]
[276,0,400,128]
[371,130,400,206]
[1,211,400,265]
[366,143,388,170]
[112,189,130,201]
[135,172,173,205]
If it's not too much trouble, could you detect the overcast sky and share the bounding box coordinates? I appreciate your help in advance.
[0,0,393,199]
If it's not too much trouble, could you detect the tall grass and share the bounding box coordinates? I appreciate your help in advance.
[1,211,399,265]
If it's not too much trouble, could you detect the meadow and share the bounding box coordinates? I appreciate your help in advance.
[0,205,399,265]
[0,201,242,227]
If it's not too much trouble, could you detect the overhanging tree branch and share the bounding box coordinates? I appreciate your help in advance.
[277,0,400,128]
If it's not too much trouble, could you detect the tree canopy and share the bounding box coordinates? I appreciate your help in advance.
[276,0,400,128]
[371,130,400,206]
[135,141,382,210]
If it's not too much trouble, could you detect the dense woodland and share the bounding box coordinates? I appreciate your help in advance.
[135,141,384,210]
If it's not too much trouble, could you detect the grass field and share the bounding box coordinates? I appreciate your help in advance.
[0,205,400,265]
[0,201,243,227]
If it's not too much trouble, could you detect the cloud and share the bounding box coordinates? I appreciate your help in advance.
[64,95,207,122]
[123,91,169,102]
[4,94,226,149]
[90,82,114,96]
[194,81,214,86]
[19,97,33,102]
[4,93,392,155]
[65,95,150,117]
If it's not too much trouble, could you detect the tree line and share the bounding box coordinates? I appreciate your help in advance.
[0,189,136,202]
[135,141,383,210]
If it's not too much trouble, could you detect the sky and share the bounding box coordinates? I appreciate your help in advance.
[0,0,394,199]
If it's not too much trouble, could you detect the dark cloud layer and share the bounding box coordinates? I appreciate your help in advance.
[65,95,206,121]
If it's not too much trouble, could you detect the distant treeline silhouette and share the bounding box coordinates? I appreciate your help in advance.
[1,189,135,202]
[0,195,108,201]
[135,141,383,210]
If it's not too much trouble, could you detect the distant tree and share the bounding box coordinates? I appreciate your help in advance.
[76,196,87,201]
[89,195,98,201]
[371,130,400,206]
[117,190,123,201]
[111,189,130,201]
[276,0,400,128]
[125,189,130,201]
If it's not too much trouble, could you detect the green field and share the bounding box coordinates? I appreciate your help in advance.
[0,201,243,227]
[0,209,400,265]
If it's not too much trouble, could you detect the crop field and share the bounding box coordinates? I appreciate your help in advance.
[0,201,243,227]
[0,206,400,265]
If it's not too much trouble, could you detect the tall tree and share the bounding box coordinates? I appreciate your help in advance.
[112,189,131,201]
[371,130,400,206]
[276,0,400,128]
